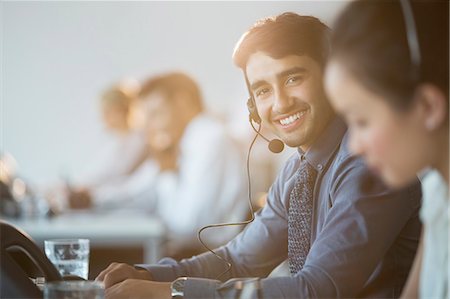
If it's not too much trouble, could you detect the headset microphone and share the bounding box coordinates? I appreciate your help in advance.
[268,139,284,154]
[248,116,285,154]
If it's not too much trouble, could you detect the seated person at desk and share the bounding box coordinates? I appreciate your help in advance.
[65,79,149,209]
[135,72,248,257]
[95,13,422,299]
[73,72,248,258]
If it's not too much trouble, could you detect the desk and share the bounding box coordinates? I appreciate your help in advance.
[5,210,166,264]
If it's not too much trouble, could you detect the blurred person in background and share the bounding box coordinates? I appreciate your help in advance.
[66,79,149,209]
[65,72,248,259]
[134,72,247,258]
[324,1,448,298]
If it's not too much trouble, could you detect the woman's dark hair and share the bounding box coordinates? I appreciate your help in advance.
[331,0,448,109]
[233,12,331,70]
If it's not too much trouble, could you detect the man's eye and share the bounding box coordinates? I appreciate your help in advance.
[255,88,270,97]
[286,76,302,85]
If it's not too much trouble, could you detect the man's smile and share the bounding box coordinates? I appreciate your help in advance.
[273,109,308,131]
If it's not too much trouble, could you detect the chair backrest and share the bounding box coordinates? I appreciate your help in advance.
[0,220,62,298]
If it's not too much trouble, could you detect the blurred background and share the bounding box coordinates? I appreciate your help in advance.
[2,1,346,186]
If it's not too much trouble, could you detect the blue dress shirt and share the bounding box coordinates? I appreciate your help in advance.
[141,117,422,298]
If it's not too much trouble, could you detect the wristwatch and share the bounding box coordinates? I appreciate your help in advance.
[171,277,188,298]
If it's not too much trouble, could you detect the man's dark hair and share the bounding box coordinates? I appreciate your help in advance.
[331,0,449,110]
[139,72,203,112]
[233,12,331,70]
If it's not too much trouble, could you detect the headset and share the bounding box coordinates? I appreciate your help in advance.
[246,96,262,125]
[400,0,421,82]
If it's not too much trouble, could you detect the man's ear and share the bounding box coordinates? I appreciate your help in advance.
[414,83,448,131]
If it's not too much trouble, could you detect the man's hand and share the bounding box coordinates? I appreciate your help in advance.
[105,279,171,299]
[95,263,153,288]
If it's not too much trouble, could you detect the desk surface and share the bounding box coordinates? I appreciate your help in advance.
[6,210,165,244]
[4,210,166,263]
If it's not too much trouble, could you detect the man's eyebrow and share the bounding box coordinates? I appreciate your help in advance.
[277,66,307,79]
[250,80,266,92]
[249,67,308,91]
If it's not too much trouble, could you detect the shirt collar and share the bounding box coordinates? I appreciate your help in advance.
[297,116,347,173]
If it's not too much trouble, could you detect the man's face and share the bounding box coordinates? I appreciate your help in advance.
[245,52,334,150]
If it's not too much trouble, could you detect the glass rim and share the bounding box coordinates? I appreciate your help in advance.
[44,239,90,245]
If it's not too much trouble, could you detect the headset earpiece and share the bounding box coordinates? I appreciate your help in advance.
[247,96,261,124]
[246,96,285,153]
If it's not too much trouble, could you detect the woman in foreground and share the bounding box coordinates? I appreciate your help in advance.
[325,1,448,298]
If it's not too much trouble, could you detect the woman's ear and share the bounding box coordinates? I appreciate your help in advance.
[414,83,448,131]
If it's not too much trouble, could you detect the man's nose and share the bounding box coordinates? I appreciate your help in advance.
[273,88,294,113]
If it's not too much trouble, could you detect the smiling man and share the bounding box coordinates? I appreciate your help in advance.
[96,13,422,299]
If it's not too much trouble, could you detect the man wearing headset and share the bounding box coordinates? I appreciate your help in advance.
[96,12,421,299]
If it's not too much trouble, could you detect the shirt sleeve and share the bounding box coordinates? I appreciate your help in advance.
[77,129,148,188]
[91,160,159,209]
[139,157,293,292]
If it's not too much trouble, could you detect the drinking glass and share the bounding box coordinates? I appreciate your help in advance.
[44,239,90,280]
[44,281,104,299]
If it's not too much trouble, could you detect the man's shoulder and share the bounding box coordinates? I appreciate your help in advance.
[326,132,381,194]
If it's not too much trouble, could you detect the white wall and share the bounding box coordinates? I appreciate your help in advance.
[1,1,348,186]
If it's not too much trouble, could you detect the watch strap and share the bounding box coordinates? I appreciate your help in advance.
[171,277,188,298]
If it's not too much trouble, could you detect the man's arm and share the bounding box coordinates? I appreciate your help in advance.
[99,155,421,298]
[96,186,290,298]
[142,157,421,298]
[96,154,297,292]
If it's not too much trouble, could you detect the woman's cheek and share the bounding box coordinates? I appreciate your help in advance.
[366,126,392,160]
